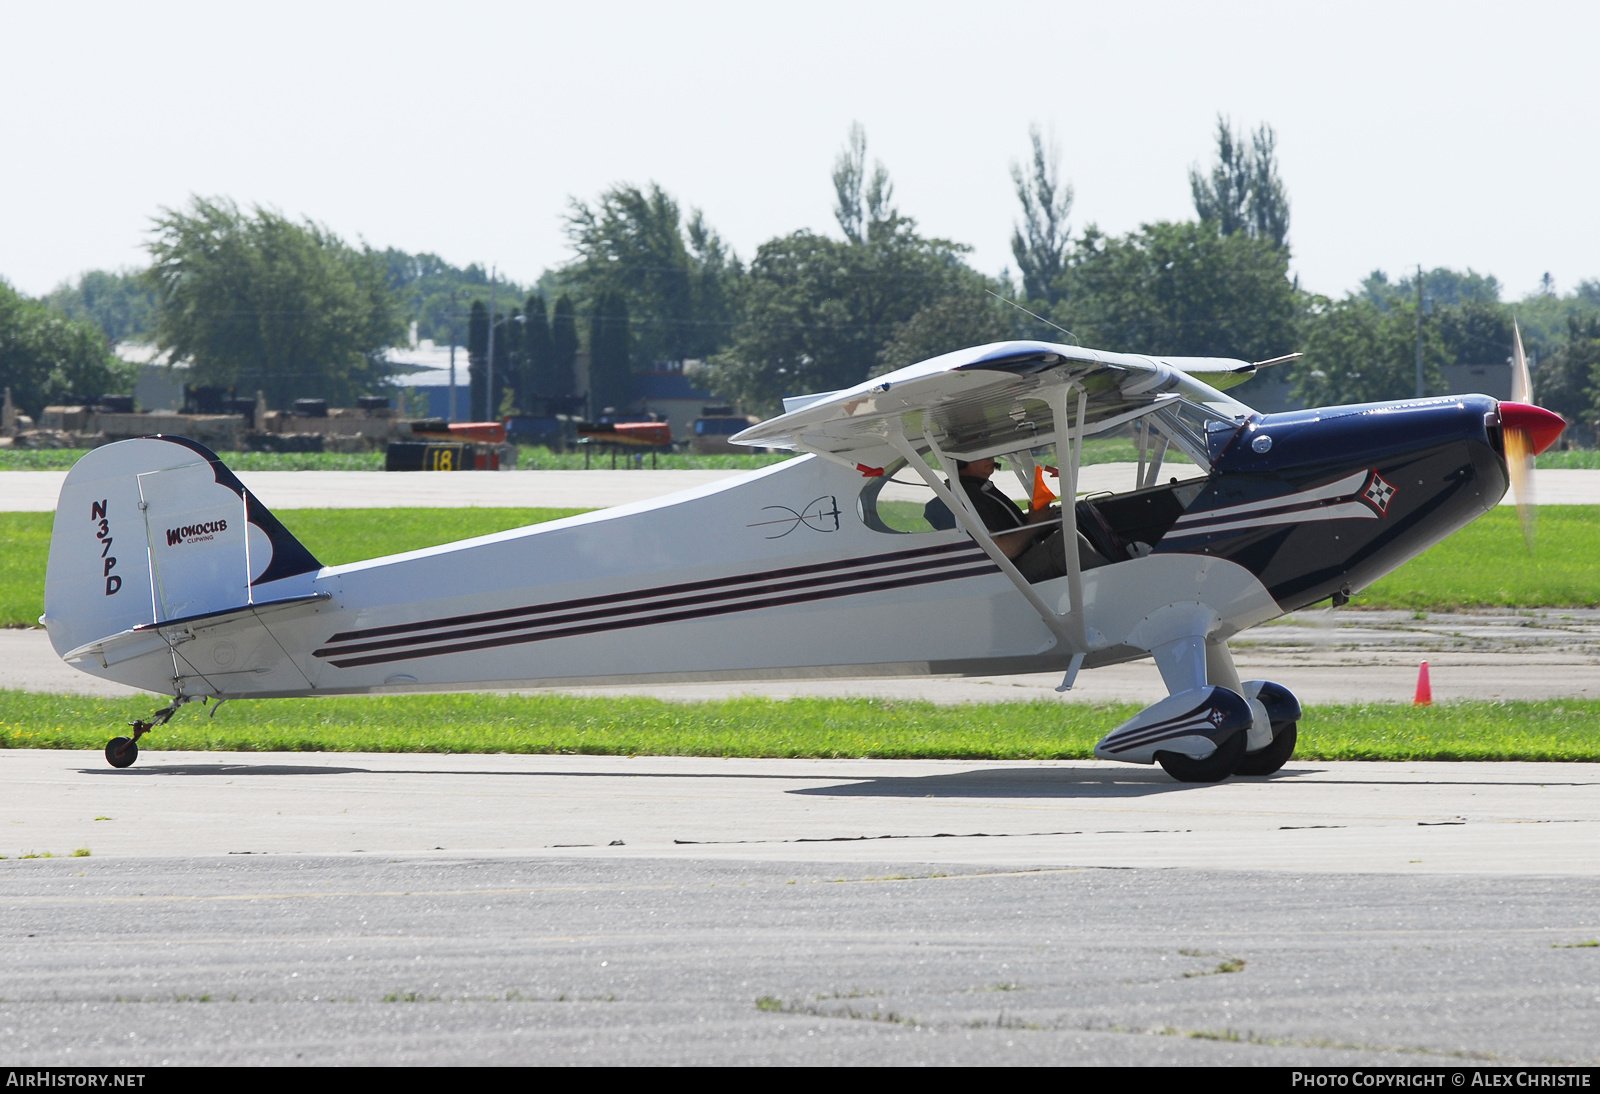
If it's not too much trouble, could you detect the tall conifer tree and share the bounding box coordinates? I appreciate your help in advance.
[588,292,632,414]
[550,294,578,398]
[467,300,488,420]
[525,292,553,402]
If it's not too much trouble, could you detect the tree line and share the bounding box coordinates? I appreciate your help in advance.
[6,117,1600,440]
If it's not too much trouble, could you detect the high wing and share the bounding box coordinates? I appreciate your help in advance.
[731,340,1257,471]
[733,340,1260,672]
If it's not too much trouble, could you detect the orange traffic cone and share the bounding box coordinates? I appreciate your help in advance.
[1031,465,1057,511]
[1413,660,1433,706]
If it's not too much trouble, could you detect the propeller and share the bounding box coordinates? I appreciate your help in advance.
[1499,319,1566,549]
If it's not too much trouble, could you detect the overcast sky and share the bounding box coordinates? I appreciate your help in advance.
[4,0,1594,301]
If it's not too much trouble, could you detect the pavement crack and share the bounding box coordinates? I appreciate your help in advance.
[674,829,1085,845]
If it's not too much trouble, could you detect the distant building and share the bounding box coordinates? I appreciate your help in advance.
[115,343,188,412]
[1442,362,1512,401]
[631,365,717,440]
[386,340,469,420]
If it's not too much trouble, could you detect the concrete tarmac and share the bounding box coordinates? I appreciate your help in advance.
[3,752,1599,1065]
[6,750,1599,875]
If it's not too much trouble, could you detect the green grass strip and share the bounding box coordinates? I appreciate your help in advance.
[1353,506,1600,609]
[268,508,588,566]
[1535,449,1600,470]
[0,512,52,629]
[3,692,1598,762]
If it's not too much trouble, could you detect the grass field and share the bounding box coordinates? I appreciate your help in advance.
[3,691,1597,762]
[1353,506,1600,608]
[1533,449,1600,470]
[6,504,1600,628]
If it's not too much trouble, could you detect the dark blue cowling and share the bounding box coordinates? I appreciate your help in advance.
[1154,396,1507,612]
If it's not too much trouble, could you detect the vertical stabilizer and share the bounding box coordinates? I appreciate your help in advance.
[43,436,322,657]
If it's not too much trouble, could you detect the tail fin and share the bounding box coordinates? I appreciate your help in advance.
[43,436,322,657]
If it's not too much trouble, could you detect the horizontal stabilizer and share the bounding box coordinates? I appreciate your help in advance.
[61,593,331,669]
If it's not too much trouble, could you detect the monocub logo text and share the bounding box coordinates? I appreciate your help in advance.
[166,518,228,547]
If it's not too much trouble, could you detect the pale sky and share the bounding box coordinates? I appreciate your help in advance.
[3,0,1595,302]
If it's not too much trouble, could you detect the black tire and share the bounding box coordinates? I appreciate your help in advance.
[105,737,138,768]
[1235,722,1298,777]
[1155,729,1247,783]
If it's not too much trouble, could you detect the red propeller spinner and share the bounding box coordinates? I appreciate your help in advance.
[1497,401,1566,456]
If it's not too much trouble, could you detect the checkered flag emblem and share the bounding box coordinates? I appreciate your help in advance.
[1363,472,1396,514]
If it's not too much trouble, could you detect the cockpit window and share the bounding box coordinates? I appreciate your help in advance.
[1145,375,1249,470]
[858,460,946,533]
[859,456,1034,534]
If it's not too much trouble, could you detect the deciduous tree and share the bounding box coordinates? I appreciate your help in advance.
[875,293,1019,377]
[43,270,157,345]
[0,281,131,416]
[563,183,740,365]
[145,197,402,408]
[1291,296,1446,407]
[1060,221,1299,360]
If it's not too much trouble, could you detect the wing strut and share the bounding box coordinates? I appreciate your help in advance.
[1048,383,1092,657]
[885,414,1087,657]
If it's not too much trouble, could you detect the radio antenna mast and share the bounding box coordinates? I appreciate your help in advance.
[985,289,1078,344]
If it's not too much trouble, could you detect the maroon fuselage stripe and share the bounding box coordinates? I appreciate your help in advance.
[315,550,989,660]
[323,539,986,645]
[321,562,1001,669]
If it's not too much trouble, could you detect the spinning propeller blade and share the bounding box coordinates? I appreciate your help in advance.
[1499,320,1565,550]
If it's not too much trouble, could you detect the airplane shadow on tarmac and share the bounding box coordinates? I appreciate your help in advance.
[790,765,1317,799]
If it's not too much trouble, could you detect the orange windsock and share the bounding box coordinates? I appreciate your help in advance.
[1413,661,1433,706]
[1032,465,1057,511]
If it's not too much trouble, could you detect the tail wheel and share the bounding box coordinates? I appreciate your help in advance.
[1236,722,1298,777]
[1155,729,1247,783]
[105,737,139,768]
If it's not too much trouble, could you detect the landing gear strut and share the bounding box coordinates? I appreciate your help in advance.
[104,695,195,768]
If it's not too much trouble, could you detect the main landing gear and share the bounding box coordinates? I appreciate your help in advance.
[1155,729,1248,783]
[1091,670,1303,783]
[1235,721,1298,777]
[1152,718,1297,782]
[104,695,196,768]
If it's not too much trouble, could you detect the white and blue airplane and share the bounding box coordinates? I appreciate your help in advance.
[42,335,1562,780]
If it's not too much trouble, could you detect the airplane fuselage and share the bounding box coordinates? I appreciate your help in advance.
[46,395,1508,701]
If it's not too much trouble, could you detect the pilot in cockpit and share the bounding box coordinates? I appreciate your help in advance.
[926,456,1112,582]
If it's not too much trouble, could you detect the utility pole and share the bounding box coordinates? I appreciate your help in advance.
[485,267,497,422]
[448,289,458,422]
[1415,263,1424,398]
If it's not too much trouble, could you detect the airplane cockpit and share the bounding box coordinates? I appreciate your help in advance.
[855,368,1246,580]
